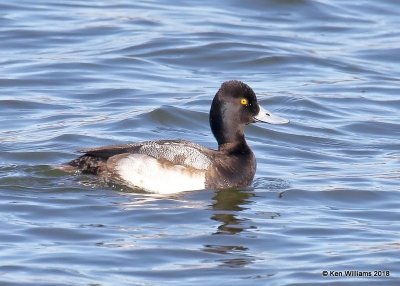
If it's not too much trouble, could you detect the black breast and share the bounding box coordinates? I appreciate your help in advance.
[205,150,256,189]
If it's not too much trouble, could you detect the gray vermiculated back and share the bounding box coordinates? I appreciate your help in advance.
[137,140,212,170]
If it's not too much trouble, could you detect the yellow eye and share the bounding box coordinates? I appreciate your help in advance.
[240,98,248,105]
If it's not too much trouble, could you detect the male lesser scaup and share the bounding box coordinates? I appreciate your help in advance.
[64,80,288,194]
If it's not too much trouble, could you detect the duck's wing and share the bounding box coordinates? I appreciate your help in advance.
[82,139,213,170]
[81,142,144,159]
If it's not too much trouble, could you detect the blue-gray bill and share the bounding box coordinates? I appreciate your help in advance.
[254,105,289,124]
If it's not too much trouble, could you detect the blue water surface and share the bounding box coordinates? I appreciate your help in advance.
[0,0,399,285]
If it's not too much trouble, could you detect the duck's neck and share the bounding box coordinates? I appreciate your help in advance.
[218,138,252,155]
[212,121,251,154]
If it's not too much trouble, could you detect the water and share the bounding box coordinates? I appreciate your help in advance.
[1,0,399,285]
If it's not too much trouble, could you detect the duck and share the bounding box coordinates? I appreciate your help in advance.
[64,80,289,194]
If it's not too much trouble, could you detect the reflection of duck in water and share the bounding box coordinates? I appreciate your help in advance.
[211,188,254,235]
[203,189,257,268]
[205,188,282,268]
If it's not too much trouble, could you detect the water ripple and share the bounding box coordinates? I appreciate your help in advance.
[1,0,400,285]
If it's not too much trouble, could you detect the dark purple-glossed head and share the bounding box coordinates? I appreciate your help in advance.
[209,80,288,146]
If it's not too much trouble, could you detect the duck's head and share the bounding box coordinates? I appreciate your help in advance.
[209,80,289,147]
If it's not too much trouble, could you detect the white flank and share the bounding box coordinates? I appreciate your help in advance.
[115,154,206,194]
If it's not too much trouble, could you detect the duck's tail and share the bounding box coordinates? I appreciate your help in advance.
[59,155,107,175]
